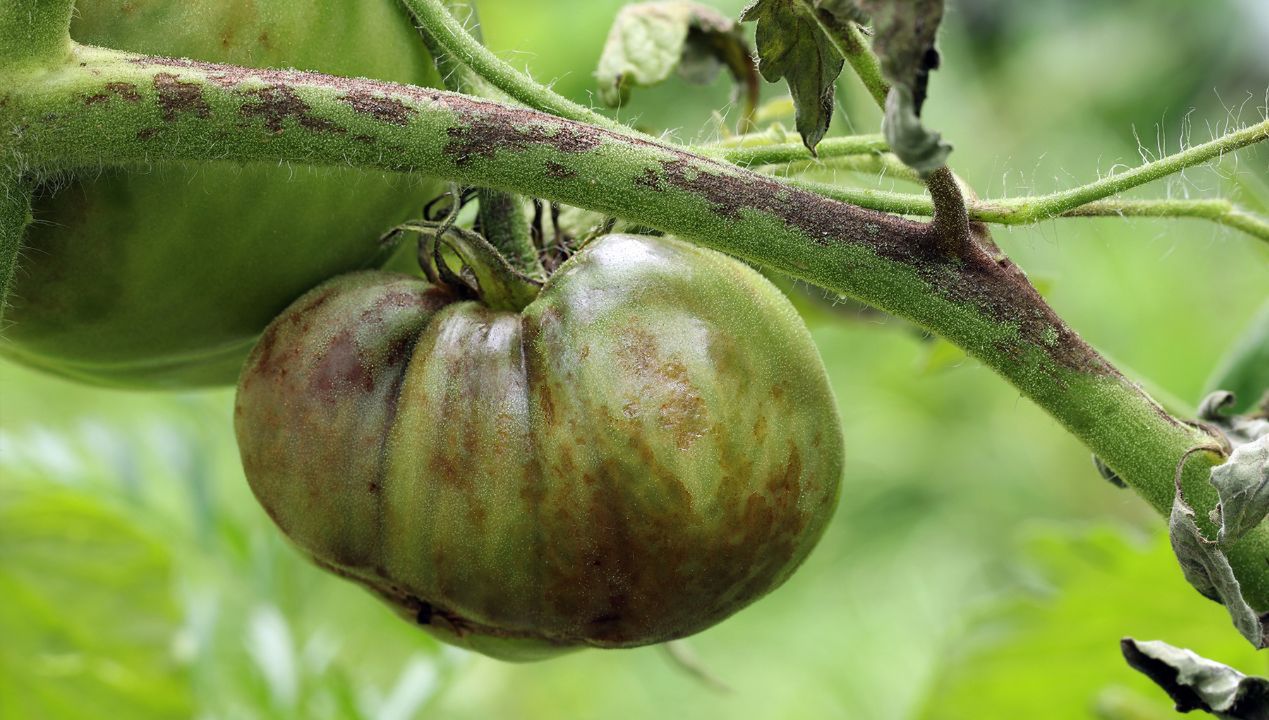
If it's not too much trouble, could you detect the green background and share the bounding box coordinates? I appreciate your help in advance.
[2,0,1267,717]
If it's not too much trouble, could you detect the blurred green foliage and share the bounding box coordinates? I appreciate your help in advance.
[2,0,1267,717]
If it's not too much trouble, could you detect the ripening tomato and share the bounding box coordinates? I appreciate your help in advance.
[234,233,844,660]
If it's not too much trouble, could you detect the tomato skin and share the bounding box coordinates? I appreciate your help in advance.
[0,0,442,388]
[235,234,844,661]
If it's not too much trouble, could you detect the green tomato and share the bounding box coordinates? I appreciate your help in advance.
[234,234,844,661]
[0,0,442,388]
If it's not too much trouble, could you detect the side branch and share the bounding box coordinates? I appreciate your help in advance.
[796,180,1269,244]
[5,45,1268,607]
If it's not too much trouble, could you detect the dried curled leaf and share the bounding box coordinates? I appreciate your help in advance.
[740,0,845,152]
[596,1,753,110]
[1210,436,1269,546]
[883,84,951,176]
[859,0,944,109]
[1169,463,1269,648]
[1121,639,1269,719]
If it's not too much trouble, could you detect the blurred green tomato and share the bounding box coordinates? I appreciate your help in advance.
[234,234,844,661]
[1,0,443,388]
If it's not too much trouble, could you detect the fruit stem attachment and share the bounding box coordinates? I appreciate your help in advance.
[0,0,73,70]
[403,221,541,312]
[412,0,547,281]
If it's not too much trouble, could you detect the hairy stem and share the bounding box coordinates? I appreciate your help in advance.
[976,120,1269,222]
[0,168,32,323]
[709,134,888,167]
[925,165,972,253]
[5,46,1266,608]
[797,180,1269,243]
[816,13,889,108]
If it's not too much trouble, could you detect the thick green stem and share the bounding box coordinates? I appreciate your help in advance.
[0,0,73,70]
[0,168,32,322]
[5,47,1265,608]
[477,189,541,279]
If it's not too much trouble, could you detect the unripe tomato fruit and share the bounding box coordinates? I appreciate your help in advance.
[0,0,442,388]
[235,234,844,661]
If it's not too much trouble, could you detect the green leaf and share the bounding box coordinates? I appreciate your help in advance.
[596,1,753,109]
[740,0,845,152]
[1205,300,1269,415]
[1210,436,1269,547]
[1169,477,1269,648]
[1121,639,1269,719]
[0,488,189,719]
[919,526,1265,720]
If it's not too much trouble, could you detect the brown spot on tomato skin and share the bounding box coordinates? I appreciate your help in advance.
[307,328,375,400]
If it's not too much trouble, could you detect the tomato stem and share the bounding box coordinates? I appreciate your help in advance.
[436,225,542,312]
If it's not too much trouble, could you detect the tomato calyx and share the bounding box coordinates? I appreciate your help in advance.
[391,220,543,313]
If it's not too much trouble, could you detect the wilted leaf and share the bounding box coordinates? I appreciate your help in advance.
[883,85,952,175]
[859,0,944,108]
[740,0,845,151]
[1209,436,1269,546]
[849,0,952,175]
[1205,301,1269,415]
[596,1,754,109]
[1169,480,1269,648]
[1121,639,1269,719]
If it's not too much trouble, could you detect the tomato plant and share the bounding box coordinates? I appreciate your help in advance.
[2,0,1268,715]
[0,0,442,388]
[234,233,842,660]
